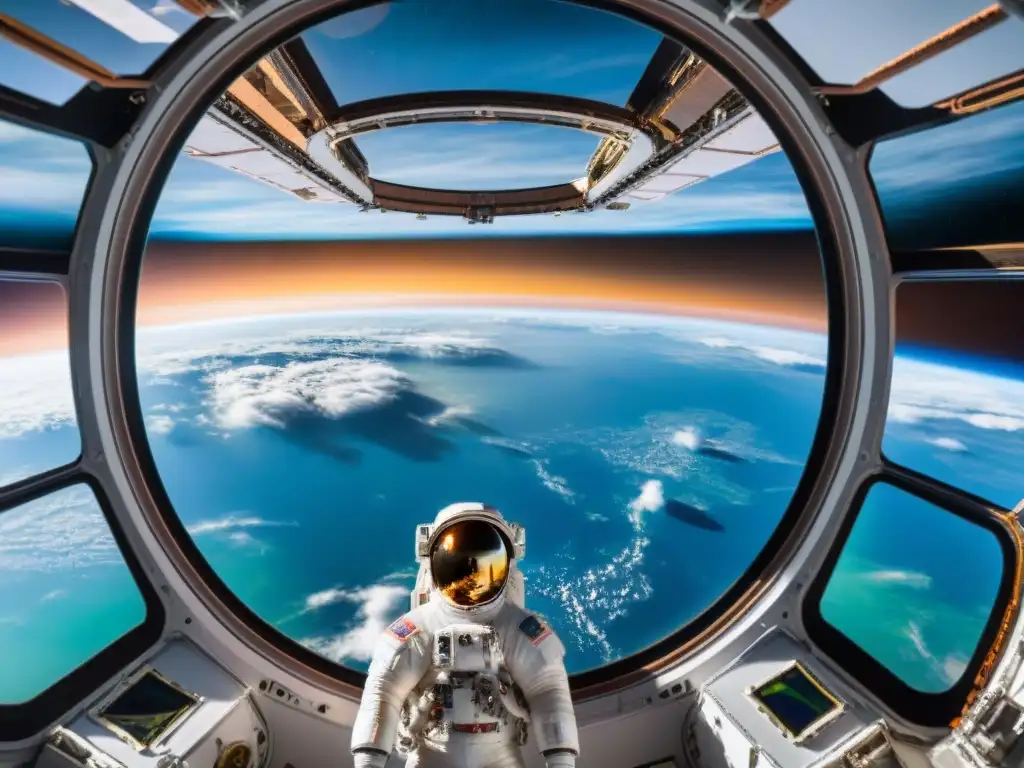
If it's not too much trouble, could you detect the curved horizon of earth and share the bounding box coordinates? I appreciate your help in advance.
[0,307,1020,702]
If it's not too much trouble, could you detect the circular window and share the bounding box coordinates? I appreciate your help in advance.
[131,0,829,677]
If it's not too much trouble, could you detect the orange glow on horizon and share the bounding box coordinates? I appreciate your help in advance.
[2,236,827,356]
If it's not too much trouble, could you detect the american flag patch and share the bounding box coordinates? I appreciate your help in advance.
[519,615,552,645]
[388,617,420,642]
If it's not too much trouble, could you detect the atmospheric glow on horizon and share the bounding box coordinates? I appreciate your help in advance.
[0,292,825,359]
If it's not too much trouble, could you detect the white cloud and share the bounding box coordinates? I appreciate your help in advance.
[145,414,176,435]
[928,437,967,452]
[671,427,700,450]
[423,404,474,427]
[41,589,67,602]
[943,655,969,685]
[299,583,409,663]
[226,531,266,552]
[205,357,407,430]
[532,459,575,505]
[628,480,664,527]
[137,328,498,380]
[132,325,520,432]
[862,569,932,589]
[904,621,970,686]
[186,514,295,536]
[698,336,827,369]
[0,351,76,439]
[0,467,34,488]
[629,480,665,513]
[889,358,1024,433]
[0,487,121,572]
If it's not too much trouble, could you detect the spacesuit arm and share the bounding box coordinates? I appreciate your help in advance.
[506,616,580,767]
[350,617,432,767]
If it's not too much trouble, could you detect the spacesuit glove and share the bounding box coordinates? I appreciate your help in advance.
[352,749,389,768]
[545,751,576,768]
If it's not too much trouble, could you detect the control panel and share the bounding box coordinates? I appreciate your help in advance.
[36,637,270,768]
[691,629,898,768]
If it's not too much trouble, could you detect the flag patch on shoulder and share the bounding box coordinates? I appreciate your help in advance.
[388,617,420,642]
[518,615,552,645]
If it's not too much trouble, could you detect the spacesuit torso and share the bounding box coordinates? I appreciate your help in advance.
[351,504,578,768]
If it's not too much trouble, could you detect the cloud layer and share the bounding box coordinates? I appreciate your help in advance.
[206,358,408,430]
[0,487,120,572]
[889,357,1024,433]
[0,351,76,439]
[299,583,409,663]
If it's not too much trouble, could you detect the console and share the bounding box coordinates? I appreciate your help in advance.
[36,637,270,768]
[690,629,900,768]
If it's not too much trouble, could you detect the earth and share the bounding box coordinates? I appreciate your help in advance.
[1,308,1020,702]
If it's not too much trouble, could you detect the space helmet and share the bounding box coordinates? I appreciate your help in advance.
[428,503,516,609]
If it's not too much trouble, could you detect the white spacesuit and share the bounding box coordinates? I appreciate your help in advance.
[351,503,579,768]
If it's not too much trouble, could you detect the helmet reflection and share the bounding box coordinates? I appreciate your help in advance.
[430,520,510,607]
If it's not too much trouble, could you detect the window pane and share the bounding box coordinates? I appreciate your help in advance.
[0,39,87,106]
[136,233,828,674]
[879,20,1024,109]
[357,123,601,190]
[871,100,1024,251]
[770,0,991,92]
[139,0,826,678]
[0,281,79,487]
[0,485,147,703]
[885,281,1024,510]
[820,483,1003,693]
[302,0,662,107]
[0,0,197,77]
[0,119,92,250]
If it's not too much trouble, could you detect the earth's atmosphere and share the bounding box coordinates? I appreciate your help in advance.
[1,308,1019,703]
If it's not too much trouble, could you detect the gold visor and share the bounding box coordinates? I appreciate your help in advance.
[430,519,510,607]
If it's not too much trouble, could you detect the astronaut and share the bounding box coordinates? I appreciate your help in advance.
[351,503,579,768]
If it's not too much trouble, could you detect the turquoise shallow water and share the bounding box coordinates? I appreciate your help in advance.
[0,309,1017,701]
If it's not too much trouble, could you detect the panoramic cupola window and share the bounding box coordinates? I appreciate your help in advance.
[136,0,830,677]
[0,0,1019,737]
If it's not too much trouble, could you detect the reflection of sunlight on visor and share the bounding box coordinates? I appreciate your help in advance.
[430,520,510,607]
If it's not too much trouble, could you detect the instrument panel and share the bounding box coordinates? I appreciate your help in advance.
[35,637,270,768]
[693,629,885,768]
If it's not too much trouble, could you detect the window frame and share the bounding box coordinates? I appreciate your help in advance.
[101,0,856,698]
[0,474,166,741]
[802,472,1019,727]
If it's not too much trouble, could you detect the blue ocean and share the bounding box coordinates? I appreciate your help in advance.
[1,309,1018,702]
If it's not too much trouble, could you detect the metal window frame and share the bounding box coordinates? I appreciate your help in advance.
[77,0,879,703]
[0,0,1018,741]
[801,471,1021,726]
[0,473,166,740]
